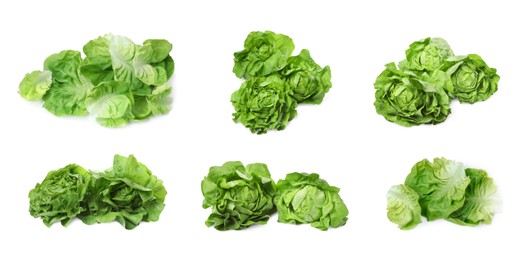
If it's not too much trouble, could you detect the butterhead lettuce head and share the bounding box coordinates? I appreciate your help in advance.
[201,161,277,231]
[275,172,348,231]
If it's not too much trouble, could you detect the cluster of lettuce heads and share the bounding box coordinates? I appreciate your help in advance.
[19,34,174,127]
[29,155,166,230]
[201,161,348,231]
[231,31,332,134]
[386,157,499,230]
[374,37,500,126]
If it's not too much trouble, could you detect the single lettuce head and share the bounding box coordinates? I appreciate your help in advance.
[79,154,167,230]
[29,164,92,227]
[401,37,454,71]
[404,158,470,221]
[281,49,332,104]
[387,184,422,230]
[201,161,277,230]
[275,172,349,231]
[233,31,295,79]
[374,62,453,126]
[231,75,297,134]
[444,54,500,104]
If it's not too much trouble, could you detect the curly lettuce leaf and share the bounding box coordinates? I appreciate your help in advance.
[374,63,452,126]
[233,31,295,79]
[281,49,332,104]
[86,81,135,127]
[79,155,166,230]
[404,158,470,221]
[231,75,297,134]
[448,168,499,226]
[19,70,52,101]
[387,184,422,230]
[42,50,94,116]
[29,164,92,227]
[201,161,277,230]
[275,172,348,231]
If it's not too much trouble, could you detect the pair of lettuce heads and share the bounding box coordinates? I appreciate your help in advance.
[375,37,500,126]
[387,158,499,230]
[201,161,349,231]
[19,34,174,127]
[29,155,166,230]
[231,31,332,134]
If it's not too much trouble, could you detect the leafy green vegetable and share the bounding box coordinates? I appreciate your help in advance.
[29,155,166,229]
[20,34,174,127]
[448,168,499,226]
[201,161,277,230]
[386,184,422,230]
[232,31,332,134]
[444,54,500,104]
[404,158,470,221]
[387,158,499,229]
[42,50,94,116]
[374,62,453,126]
[281,49,332,104]
[80,155,167,230]
[401,37,454,72]
[231,75,297,134]
[275,172,348,231]
[19,70,52,101]
[233,31,294,79]
[29,164,92,227]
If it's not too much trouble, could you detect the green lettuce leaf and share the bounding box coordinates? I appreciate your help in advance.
[443,54,500,104]
[86,81,135,127]
[231,75,297,134]
[233,31,295,79]
[386,184,422,230]
[448,168,499,226]
[29,164,92,227]
[80,36,114,86]
[18,70,52,101]
[281,49,332,104]
[404,158,470,221]
[275,172,348,231]
[401,37,454,71]
[201,161,277,230]
[42,50,94,116]
[374,62,453,126]
[79,155,167,230]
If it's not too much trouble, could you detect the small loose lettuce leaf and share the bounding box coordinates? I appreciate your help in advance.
[233,31,295,79]
[132,83,172,119]
[405,158,470,221]
[80,36,114,86]
[19,70,52,101]
[42,50,94,116]
[402,37,454,71]
[275,173,348,231]
[281,49,332,104]
[201,161,277,230]
[374,63,453,126]
[448,168,499,226]
[387,184,422,230]
[231,75,297,134]
[86,81,135,127]
[443,54,500,104]
[79,155,166,230]
[29,164,92,227]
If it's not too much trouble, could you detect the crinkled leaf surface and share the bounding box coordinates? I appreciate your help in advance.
[387,184,422,230]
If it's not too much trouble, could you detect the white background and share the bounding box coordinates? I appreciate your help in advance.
[0,0,527,259]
